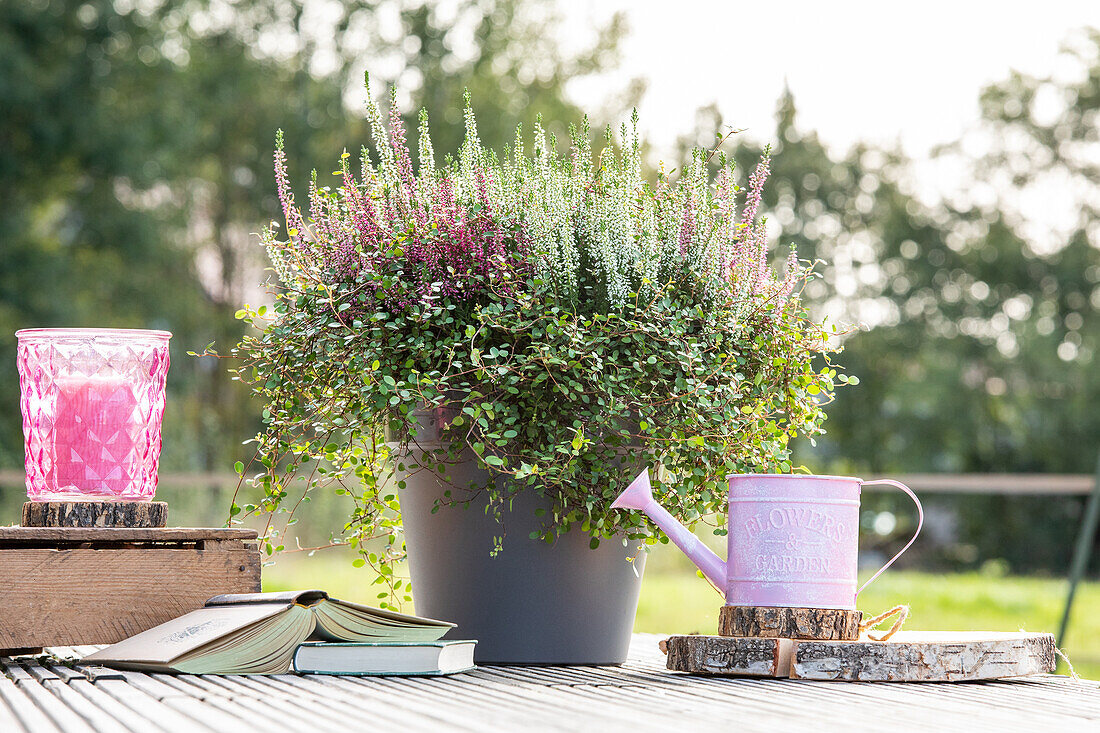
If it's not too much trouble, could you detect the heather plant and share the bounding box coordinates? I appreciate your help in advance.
[501,114,801,312]
[229,79,845,603]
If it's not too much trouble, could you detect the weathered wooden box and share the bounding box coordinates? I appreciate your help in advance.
[0,526,261,652]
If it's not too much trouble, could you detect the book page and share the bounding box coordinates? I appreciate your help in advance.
[84,602,291,666]
[328,597,454,627]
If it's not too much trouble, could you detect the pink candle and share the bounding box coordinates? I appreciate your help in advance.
[51,375,140,497]
[17,328,171,501]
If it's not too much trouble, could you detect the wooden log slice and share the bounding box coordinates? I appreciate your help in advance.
[790,632,1057,682]
[665,635,788,677]
[22,501,168,528]
[719,605,862,641]
[665,632,1056,681]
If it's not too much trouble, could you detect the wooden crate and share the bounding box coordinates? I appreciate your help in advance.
[0,526,261,652]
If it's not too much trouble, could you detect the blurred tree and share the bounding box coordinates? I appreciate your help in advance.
[764,37,1100,571]
[0,0,632,472]
[0,0,353,470]
[813,31,1100,483]
[677,31,1100,570]
[391,1,639,155]
[0,0,216,467]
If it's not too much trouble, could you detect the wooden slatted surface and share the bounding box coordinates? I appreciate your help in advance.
[0,636,1096,732]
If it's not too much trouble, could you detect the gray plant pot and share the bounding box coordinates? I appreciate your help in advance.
[393,409,646,665]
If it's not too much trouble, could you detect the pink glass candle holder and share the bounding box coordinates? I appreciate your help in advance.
[16,328,171,502]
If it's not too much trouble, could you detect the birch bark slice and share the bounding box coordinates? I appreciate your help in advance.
[790,631,1057,681]
[664,632,1056,681]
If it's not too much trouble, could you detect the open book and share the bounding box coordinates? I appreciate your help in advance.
[82,590,455,674]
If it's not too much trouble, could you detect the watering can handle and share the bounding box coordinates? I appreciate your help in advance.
[856,479,924,597]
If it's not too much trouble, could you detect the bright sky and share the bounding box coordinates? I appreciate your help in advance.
[566,1,1100,160]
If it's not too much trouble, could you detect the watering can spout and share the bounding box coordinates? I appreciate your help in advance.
[610,467,655,512]
[612,468,727,589]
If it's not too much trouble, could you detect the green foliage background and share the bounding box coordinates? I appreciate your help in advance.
[1,1,1098,574]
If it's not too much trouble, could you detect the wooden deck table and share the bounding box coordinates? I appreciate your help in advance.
[1,634,1097,732]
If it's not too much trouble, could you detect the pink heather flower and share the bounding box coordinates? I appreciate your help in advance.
[332,227,359,279]
[679,195,695,256]
[273,131,305,241]
[308,174,332,242]
[389,90,425,229]
[751,222,770,295]
[777,248,801,301]
[434,176,457,221]
[342,160,381,246]
[715,167,736,276]
[474,168,495,217]
[741,151,771,233]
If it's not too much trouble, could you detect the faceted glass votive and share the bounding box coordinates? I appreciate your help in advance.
[17,328,171,501]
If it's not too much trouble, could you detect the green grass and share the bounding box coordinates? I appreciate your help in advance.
[264,544,1100,679]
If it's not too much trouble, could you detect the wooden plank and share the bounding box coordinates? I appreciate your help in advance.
[31,677,129,733]
[4,634,1099,732]
[40,666,84,684]
[488,663,810,732]
[719,606,862,640]
[192,675,363,729]
[361,673,571,731]
[0,687,23,733]
[267,674,460,732]
[791,631,1057,682]
[498,662,998,733]
[138,674,300,731]
[90,678,218,732]
[63,678,164,733]
[22,502,168,528]
[447,668,676,732]
[0,547,260,648]
[0,673,57,733]
[256,669,455,726]
[76,668,126,682]
[258,674,440,730]
[1,659,35,683]
[0,663,93,733]
[0,527,256,543]
[307,673,491,731]
[475,664,762,729]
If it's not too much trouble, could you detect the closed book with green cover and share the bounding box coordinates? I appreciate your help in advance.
[82,590,455,674]
[293,640,477,676]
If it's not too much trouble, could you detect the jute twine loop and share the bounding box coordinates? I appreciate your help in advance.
[1055,646,1080,680]
[859,604,909,642]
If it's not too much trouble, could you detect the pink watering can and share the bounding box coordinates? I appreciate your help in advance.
[612,470,923,610]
